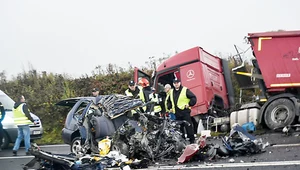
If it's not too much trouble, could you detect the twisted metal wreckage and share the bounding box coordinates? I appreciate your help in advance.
[24,94,269,170]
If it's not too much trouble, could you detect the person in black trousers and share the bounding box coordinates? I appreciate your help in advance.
[167,79,197,143]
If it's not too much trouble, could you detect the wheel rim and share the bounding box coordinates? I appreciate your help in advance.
[271,105,289,123]
[72,139,82,155]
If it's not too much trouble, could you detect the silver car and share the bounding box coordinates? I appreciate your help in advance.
[0,90,43,149]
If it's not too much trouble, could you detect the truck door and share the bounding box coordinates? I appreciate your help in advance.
[133,67,151,86]
[179,62,207,116]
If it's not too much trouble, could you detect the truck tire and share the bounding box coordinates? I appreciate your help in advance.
[264,98,295,130]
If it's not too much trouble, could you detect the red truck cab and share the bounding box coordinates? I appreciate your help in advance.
[134,46,235,130]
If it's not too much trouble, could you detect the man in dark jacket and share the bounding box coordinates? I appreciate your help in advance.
[167,79,197,143]
[124,80,141,99]
[0,102,6,151]
[12,95,36,156]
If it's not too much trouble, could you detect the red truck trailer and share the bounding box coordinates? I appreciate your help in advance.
[234,30,300,130]
[134,46,235,132]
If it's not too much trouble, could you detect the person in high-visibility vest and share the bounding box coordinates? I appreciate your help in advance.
[164,84,176,120]
[124,80,144,114]
[0,102,6,151]
[12,95,36,156]
[138,78,152,113]
[149,91,162,116]
[167,79,197,144]
[125,80,141,99]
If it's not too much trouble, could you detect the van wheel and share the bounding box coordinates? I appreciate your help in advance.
[264,98,295,130]
[71,137,82,155]
[1,132,10,149]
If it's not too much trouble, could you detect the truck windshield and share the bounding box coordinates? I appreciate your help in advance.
[0,92,15,111]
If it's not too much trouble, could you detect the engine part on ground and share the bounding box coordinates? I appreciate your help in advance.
[222,124,268,156]
[215,144,229,156]
[206,144,217,161]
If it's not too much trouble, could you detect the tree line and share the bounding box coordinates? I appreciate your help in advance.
[0,56,254,144]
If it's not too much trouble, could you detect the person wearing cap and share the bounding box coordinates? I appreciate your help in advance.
[125,80,144,116]
[92,88,100,97]
[167,78,197,144]
[125,80,141,99]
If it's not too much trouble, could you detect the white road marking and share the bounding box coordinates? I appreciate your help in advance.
[0,156,33,159]
[39,144,69,148]
[158,160,300,169]
[272,143,300,147]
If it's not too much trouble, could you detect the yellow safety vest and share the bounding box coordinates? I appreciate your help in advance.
[149,93,162,113]
[125,89,133,97]
[125,86,145,113]
[170,87,190,113]
[165,90,174,112]
[13,103,33,125]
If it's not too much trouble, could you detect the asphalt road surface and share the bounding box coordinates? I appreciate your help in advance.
[0,144,70,170]
[1,132,300,169]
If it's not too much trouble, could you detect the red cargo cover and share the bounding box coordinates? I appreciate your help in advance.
[248,30,300,89]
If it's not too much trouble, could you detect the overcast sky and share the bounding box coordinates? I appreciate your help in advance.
[0,0,299,79]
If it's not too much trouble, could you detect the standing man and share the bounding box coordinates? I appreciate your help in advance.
[164,84,175,120]
[164,84,172,111]
[167,79,197,143]
[92,87,102,104]
[92,88,100,97]
[12,95,36,156]
[138,78,153,113]
[125,80,141,99]
[0,102,6,151]
[125,80,144,115]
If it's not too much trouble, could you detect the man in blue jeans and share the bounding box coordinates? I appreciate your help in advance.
[12,95,36,156]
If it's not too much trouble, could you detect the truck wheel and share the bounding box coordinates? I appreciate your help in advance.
[264,98,295,130]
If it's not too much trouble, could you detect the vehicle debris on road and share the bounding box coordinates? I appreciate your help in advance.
[23,95,271,170]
